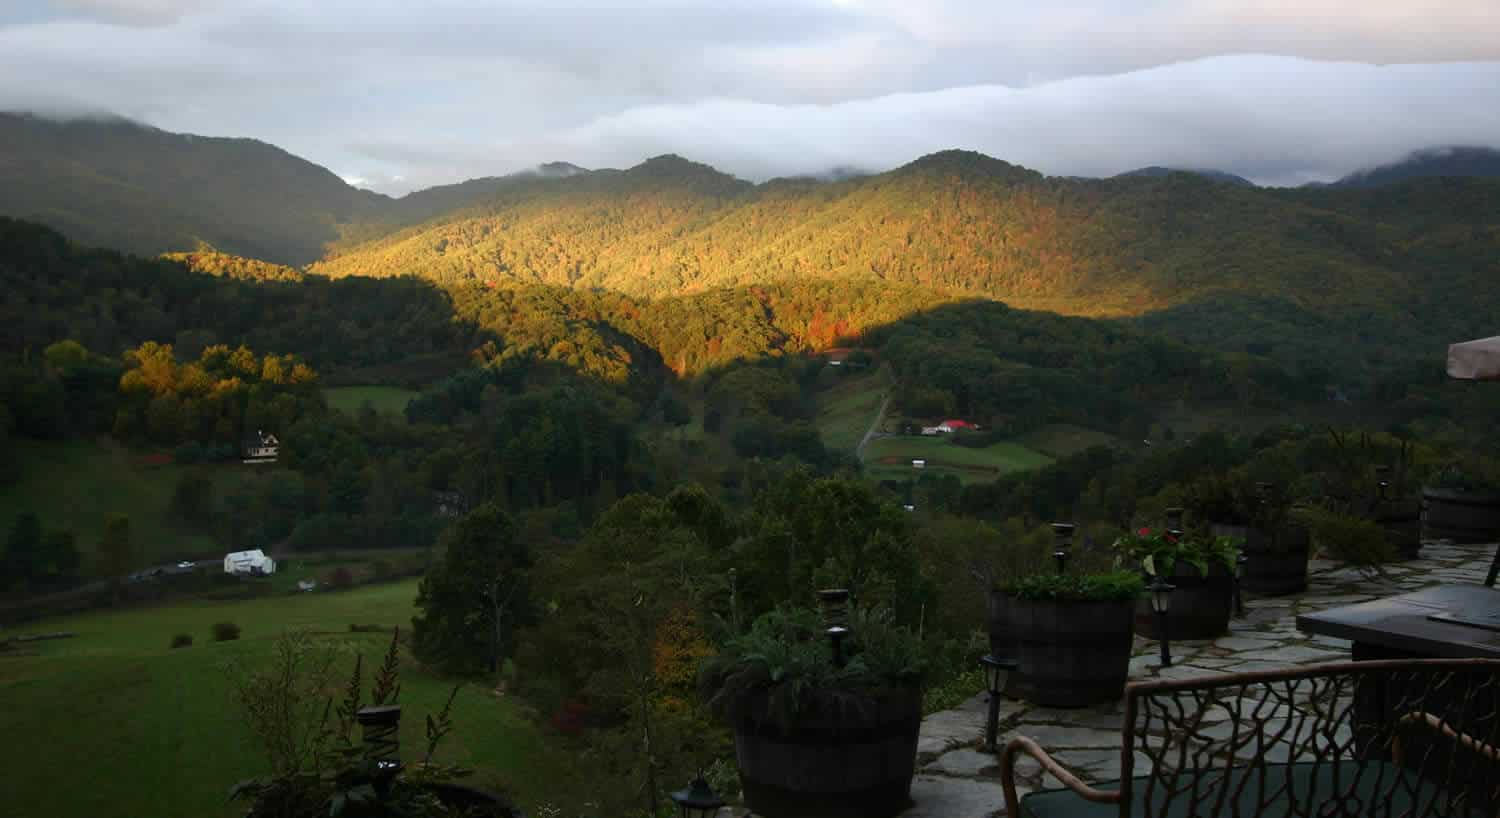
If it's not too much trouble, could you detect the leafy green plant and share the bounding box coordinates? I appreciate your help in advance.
[1184,473,1256,525]
[922,667,985,715]
[1300,507,1397,568]
[227,628,482,818]
[1000,571,1145,602]
[1428,459,1500,494]
[1111,527,1239,577]
[699,606,926,732]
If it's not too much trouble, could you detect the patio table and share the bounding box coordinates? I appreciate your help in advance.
[1297,584,1500,660]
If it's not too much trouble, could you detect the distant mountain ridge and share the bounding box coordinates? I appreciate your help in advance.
[0,111,392,265]
[3,112,1499,337]
[1114,166,1255,186]
[1332,146,1500,188]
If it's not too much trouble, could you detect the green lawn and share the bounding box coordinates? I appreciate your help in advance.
[1015,424,1120,459]
[323,385,420,417]
[814,369,889,454]
[0,438,218,571]
[0,581,574,818]
[862,435,1054,484]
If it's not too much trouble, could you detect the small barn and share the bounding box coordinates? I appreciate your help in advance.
[224,549,276,576]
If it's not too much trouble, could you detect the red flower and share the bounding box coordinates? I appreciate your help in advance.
[1166,534,1178,543]
[1137,527,1151,536]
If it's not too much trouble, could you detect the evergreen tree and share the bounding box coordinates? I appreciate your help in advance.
[2,511,42,589]
[411,503,533,676]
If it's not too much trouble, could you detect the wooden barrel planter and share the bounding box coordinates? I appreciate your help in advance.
[1375,499,1422,559]
[423,783,526,818]
[1133,562,1233,640]
[734,688,922,818]
[1422,488,1500,544]
[987,589,1027,697]
[1213,522,1310,595]
[996,593,1134,707]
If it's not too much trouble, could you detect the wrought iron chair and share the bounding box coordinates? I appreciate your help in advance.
[1000,659,1500,817]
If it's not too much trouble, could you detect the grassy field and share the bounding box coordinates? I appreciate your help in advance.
[0,438,218,571]
[323,385,420,416]
[1015,424,1120,459]
[862,435,1054,484]
[0,581,575,818]
[814,369,889,454]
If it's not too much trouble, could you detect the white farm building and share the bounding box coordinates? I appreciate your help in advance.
[224,549,276,576]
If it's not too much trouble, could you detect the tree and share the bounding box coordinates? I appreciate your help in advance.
[99,514,135,595]
[171,472,215,526]
[411,503,532,677]
[540,494,718,816]
[2,512,42,589]
[36,529,81,587]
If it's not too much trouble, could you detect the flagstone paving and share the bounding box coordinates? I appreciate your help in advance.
[903,540,1497,818]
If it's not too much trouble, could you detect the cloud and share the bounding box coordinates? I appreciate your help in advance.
[356,58,1500,190]
[47,0,218,26]
[0,1,1498,192]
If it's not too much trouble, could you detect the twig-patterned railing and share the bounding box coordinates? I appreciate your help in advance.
[1002,659,1500,817]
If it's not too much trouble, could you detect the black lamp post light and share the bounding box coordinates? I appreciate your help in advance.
[356,704,403,794]
[670,775,727,818]
[1148,576,1175,667]
[1164,507,1185,537]
[1233,551,1249,618]
[818,588,851,668]
[980,654,1019,753]
[1051,522,1075,574]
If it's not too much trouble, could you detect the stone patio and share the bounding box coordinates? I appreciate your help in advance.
[904,540,1498,818]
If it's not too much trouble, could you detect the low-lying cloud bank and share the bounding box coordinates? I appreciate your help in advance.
[363,57,1500,191]
[2,1,1499,192]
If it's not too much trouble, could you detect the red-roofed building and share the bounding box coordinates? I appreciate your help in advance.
[921,419,980,435]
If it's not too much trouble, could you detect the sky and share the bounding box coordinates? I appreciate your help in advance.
[2,0,1499,194]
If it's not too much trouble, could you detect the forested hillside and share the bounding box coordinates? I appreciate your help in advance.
[310,148,1500,318]
[0,113,395,265]
[1331,146,1500,187]
[6,115,1498,400]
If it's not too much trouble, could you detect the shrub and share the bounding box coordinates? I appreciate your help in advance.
[1302,508,1397,567]
[171,633,193,648]
[699,606,926,730]
[1000,570,1145,602]
[323,566,355,590]
[212,621,242,641]
[1428,459,1500,493]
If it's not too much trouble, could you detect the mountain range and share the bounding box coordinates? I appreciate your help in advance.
[2,111,1498,382]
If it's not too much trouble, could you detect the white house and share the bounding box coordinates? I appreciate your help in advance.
[242,430,280,464]
[224,549,276,576]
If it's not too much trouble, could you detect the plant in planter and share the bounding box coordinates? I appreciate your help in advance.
[1298,506,1397,569]
[699,606,926,818]
[1422,459,1500,544]
[225,628,521,818]
[1186,476,1311,595]
[1112,527,1239,640]
[991,571,1144,707]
